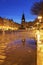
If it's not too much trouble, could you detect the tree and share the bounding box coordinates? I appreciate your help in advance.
[31,1,43,17]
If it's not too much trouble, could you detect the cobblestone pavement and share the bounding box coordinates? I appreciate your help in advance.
[0,38,36,65]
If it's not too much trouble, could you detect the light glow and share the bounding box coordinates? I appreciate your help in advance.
[38,16,42,20]
[36,30,43,65]
[36,30,41,43]
[0,26,18,31]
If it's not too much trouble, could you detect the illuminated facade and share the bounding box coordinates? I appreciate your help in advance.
[33,18,43,29]
[0,15,43,31]
[0,17,20,31]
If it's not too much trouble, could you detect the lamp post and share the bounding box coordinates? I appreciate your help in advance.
[37,16,43,65]
[36,16,42,43]
[37,16,42,30]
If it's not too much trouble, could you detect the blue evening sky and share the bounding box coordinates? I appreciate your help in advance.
[0,0,40,23]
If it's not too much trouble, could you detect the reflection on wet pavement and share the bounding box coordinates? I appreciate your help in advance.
[0,38,36,65]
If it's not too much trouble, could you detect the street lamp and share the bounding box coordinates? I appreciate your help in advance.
[36,16,42,43]
[37,16,42,30]
[38,16,42,19]
[37,15,43,65]
[38,16,42,22]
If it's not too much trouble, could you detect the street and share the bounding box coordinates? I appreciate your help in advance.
[0,31,36,65]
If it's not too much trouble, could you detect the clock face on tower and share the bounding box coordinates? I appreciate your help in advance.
[22,19,25,21]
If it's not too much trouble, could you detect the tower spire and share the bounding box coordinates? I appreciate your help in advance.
[21,13,25,24]
[21,13,25,29]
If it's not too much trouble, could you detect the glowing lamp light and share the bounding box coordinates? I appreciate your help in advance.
[36,30,41,43]
[36,16,43,65]
[38,16,42,22]
[38,16,42,20]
